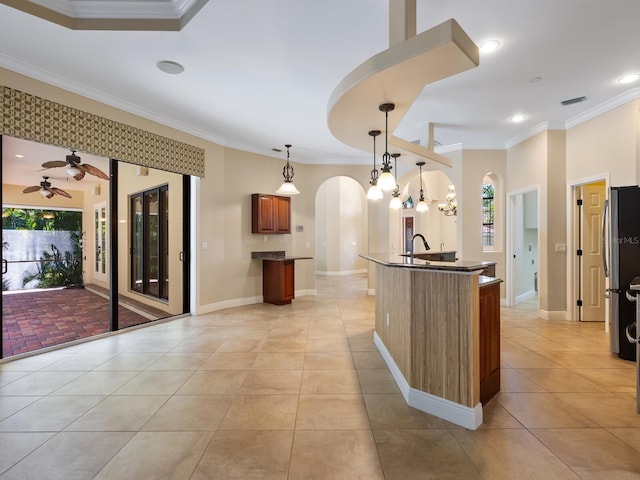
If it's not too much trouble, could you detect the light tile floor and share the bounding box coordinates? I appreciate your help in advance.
[0,275,639,479]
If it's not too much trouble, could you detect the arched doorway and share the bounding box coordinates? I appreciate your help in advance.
[315,176,367,275]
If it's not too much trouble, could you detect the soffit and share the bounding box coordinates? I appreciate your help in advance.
[0,0,208,30]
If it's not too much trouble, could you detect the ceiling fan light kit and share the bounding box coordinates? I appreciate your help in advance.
[41,149,109,181]
[23,176,72,199]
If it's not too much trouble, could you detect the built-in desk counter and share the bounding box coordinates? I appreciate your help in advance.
[360,253,501,429]
[252,251,312,305]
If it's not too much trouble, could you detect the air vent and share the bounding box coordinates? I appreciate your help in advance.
[561,96,587,106]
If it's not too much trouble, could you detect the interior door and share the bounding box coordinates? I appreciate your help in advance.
[94,201,107,282]
[580,182,606,321]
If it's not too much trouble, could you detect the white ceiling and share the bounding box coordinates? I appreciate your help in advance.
[1,0,639,173]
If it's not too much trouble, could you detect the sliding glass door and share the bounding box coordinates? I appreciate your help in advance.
[1,135,190,358]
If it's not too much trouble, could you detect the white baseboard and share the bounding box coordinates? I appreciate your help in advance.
[516,289,536,303]
[539,309,568,320]
[315,269,367,276]
[295,289,317,297]
[374,332,483,430]
[196,290,317,315]
[196,296,262,314]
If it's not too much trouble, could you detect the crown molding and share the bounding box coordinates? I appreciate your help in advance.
[504,122,550,149]
[5,0,205,18]
[564,87,640,130]
[0,0,208,30]
[0,55,228,146]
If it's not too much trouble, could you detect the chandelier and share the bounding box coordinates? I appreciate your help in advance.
[366,130,383,200]
[276,144,300,195]
[438,185,457,216]
[377,103,396,191]
[415,161,429,212]
[389,153,402,209]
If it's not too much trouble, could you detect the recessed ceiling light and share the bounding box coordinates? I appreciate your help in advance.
[15,154,24,158]
[510,113,527,123]
[617,73,640,84]
[479,39,500,53]
[156,60,184,75]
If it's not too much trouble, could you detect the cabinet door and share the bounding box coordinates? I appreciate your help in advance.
[252,194,291,234]
[275,196,291,234]
[282,259,295,301]
[252,194,276,233]
[479,282,500,404]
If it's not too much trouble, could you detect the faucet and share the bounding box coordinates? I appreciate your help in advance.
[440,242,445,252]
[410,233,431,255]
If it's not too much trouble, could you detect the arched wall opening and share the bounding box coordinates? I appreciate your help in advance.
[389,169,458,255]
[315,176,368,275]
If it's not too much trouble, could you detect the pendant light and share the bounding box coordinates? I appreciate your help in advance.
[367,130,383,200]
[416,161,429,212]
[377,103,397,191]
[276,144,300,195]
[389,153,403,209]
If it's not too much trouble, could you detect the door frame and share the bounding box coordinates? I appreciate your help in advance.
[506,186,540,307]
[567,174,610,328]
[93,201,108,283]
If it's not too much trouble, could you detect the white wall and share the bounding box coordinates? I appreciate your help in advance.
[457,149,507,296]
[566,101,639,186]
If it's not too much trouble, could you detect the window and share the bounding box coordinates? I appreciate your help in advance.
[130,185,169,300]
[482,183,495,248]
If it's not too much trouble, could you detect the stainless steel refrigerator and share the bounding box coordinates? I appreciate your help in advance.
[604,185,640,361]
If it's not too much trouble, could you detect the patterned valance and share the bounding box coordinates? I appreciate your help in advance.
[1,85,205,177]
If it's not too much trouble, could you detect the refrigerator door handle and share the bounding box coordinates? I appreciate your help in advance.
[601,198,609,278]
[626,322,639,343]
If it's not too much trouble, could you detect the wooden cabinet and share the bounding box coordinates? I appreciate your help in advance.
[263,259,295,305]
[252,194,291,234]
[480,263,496,277]
[479,281,501,404]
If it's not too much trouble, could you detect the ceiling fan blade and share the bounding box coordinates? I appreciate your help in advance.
[73,170,86,181]
[51,187,72,199]
[41,160,68,168]
[83,163,109,180]
[23,185,41,193]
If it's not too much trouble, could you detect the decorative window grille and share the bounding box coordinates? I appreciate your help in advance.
[482,183,495,248]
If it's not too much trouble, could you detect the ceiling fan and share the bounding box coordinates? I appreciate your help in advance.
[22,176,72,199]
[41,150,109,181]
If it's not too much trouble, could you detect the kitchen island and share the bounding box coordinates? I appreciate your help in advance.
[361,253,501,430]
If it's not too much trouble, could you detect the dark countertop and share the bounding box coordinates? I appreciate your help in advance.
[404,250,457,255]
[479,275,503,287]
[252,251,313,261]
[360,253,496,273]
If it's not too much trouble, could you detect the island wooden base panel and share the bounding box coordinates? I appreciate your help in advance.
[374,264,479,408]
[374,332,483,430]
